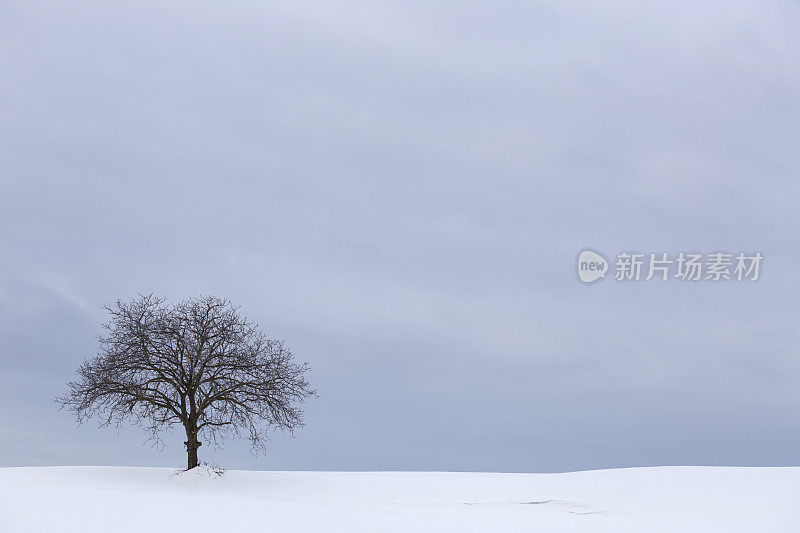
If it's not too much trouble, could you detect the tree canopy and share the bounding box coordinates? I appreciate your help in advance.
[59,295,315,468]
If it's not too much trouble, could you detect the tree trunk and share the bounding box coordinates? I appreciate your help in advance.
[184,427,202,470]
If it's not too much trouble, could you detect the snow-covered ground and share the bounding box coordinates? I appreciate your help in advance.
[1,465,797,532]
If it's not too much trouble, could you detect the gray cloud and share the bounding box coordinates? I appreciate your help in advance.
[1,0,799,471]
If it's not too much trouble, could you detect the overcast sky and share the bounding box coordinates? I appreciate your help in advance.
[1,0,799,472]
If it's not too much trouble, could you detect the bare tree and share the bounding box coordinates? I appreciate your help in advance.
[58,295,315,469]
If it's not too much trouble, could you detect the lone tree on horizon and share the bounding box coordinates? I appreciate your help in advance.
[58,295,315,469]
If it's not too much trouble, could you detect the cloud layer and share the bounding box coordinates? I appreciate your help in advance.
[1,0,799,471]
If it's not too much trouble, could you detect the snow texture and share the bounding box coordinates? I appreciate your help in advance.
[1,466,798,532]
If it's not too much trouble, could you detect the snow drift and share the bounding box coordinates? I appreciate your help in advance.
[1,465,798,532]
